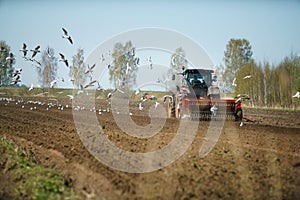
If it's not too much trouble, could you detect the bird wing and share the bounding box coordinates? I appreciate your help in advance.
[62,27,68,35]
[90,64,96,70]
[59,53,65,59]
[31,51,37,58]
[68,37,73,44]
[65,60,69,67]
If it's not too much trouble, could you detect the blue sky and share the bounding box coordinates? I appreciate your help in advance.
[0,0,299,88]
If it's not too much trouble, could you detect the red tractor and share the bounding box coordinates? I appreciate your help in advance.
[164,68,247,121]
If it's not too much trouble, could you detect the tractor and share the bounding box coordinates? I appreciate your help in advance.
[163,67,247,121]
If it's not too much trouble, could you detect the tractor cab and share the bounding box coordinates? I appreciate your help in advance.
[182,69,215,99]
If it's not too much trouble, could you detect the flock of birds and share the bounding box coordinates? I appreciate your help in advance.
[1,27,157,101]
[0,27,75,86]
[0,94,161,117]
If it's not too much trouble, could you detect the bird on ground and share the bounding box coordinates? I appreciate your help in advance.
[62,27,73,44]
[67,95,74,100]
[6,53,15,64]
[232,78,237,87]
[155,102,160,109]
[139,102,143,111]
[50,80,57,88]
[59,53,69,67]
[30,45,40,58]
[292,91,300,98]
[243,75,252,79]
[19,43,28,57]
[28,83,34,91]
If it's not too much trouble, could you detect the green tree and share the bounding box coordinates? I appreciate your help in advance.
[38,47,58,88]
[223,38,253,91]
[0,41,14,86]
[69,48,87,88]
[109,41,138,87]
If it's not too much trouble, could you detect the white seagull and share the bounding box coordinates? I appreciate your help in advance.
[232,78,237,87]
[106,88,117,100]
[19,43,28,57]
[50,80,57,88]
[59,53,69,67]
[28,83,34,91]
[46,47,54,58]
[139,102,143,111]
[243,75,252,79]
[292,91,300,98]
[62,27,73,44]
[85,63,96,75]
[30,45,41,58]
[6,53,15,64]
[67,95,74,100]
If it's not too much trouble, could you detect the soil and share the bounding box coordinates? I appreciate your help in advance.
[0,97,300,199]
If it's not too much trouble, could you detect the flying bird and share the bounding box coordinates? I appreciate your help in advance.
[6,53,15,64]
[50,80,57,88]
[147,56,153,69]
[59,53,69,67]
[30,45,41,58]
[106,88,117,100]
[46,47,54,58]
[62,27,73,44]
[243,75,252,79]
[84,80,97,89]
[11,75,21,84]
[85,63,96,75]
[19,43,28,57]
[12,68,22,77]
[232,78,237,87]
[292,91,300,98]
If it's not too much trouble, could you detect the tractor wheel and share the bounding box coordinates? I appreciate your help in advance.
[235,108,243,121]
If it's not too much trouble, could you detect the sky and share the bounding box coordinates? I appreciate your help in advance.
[0,0,299,89]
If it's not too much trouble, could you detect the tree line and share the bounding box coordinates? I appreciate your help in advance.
[221,38,300,109]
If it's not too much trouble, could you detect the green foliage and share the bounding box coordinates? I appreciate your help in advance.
[223,38,253,89]
[234,54,300,109]
[69,48,87,88]
[0,40,14,85]
[0,136,81,200]
[109,40,138,87]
